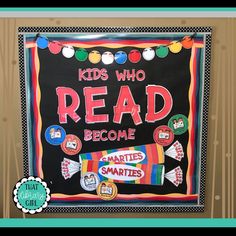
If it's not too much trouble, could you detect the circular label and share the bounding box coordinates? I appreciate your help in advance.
[48,41,62,54]
[80,172,100,191]
[13,177,50,214]
[102,51,114,65]
[61,134,82,155]
[45,125,66,145]
[128,49,141,63]
[115,51,127,64]
[36,36,48,49]
[142,48,155,61]
[62,46,75,58]
[169,41,182,54]
[156,46,169,58]
[75,48,88,62]
[181,36,194,49]
[168,114,188,135]
[88,50,101,64]
[153,125,174,146]
[97,181,118,201]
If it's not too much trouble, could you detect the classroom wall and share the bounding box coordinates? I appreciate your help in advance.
[0,17,235,218]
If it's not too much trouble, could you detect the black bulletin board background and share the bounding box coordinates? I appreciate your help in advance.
[38,45,191,197]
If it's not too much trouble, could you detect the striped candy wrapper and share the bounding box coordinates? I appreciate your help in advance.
[79,143,165,165]
[81,160,165,186]
[61,158,183,187]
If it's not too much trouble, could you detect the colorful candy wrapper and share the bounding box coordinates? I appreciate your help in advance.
[81,160,165,185]
[61,142,184,186]
[79,143,165,165]
[61,158,183,187]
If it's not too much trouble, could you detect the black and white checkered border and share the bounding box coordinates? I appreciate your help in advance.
[198,34,212,206]
[44,205,204,213]
[18,34,30,177]
[18,26,212,213]
[18,26,212,34]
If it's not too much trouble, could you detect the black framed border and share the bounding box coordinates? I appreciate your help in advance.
[18,26,212,213]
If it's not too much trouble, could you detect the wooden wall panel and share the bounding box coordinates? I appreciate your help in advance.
[0,17,235,218]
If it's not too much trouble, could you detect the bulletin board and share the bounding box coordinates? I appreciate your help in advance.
[18,26,212,213]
